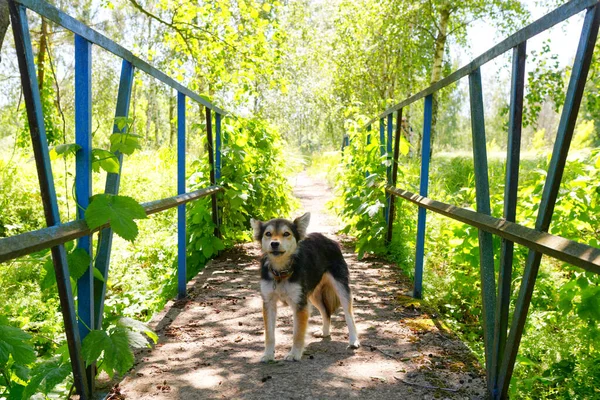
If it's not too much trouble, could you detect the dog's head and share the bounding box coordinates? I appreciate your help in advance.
[250,213,310,270]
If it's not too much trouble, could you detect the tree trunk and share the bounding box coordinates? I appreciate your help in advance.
[169,93,175,147]
[145,82,152,143]
[429,5,450,159]
[131,79,137,135]
[37,18,48,92]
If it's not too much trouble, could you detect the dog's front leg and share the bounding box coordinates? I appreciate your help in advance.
[285,306,309,361]
[261,299,277,362]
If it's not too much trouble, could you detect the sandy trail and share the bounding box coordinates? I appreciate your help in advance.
[115,171,486,399]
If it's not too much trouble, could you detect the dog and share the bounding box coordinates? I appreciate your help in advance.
[250,212,360,362]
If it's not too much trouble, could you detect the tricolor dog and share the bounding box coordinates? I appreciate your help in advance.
[250,212,360,362]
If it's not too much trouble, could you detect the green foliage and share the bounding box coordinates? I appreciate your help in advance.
[81,318,157,379]
[85,194,147,242]
[187,116,295,271]
[330,115,390,259]
[335,145,600,399]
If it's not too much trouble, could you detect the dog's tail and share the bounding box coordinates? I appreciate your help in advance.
[321,283,341,317]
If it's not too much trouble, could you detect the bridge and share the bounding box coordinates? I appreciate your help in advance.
[1,0,599,399]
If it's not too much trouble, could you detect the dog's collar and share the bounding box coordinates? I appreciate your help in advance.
[269,264,294,283]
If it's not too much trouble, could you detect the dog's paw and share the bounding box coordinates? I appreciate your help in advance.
[284,349,303,361]
[312,329,331,338]
[260,352,275,363]
[347,339,361,349]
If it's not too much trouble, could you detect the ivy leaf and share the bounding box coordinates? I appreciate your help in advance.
[92,149,120,174]
[85,194,147,242]
[23,358,71,398]
[0,323,36,365]
[49,143,82,160]
[109,133,141,155]
[67,248,91,280]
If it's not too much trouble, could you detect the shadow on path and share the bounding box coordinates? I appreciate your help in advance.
[115,172,486,399]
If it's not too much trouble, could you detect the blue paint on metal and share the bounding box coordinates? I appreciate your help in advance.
[9,3,89,397]
[93,60,134,330]
[385,113,393,224]
[414,95,433,299]
[177,92,187,299]
[74,35,94,341]
[379,118,385,156]
[215,113,222,181]
[367,124,372,145]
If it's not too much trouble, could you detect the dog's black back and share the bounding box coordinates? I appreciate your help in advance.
[260,232,349,308]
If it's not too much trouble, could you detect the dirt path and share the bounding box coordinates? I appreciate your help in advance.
[115,172,486,399]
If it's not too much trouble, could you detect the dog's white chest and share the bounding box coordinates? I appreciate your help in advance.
[260,279,302,307]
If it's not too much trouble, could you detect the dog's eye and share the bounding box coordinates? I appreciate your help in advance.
[265,232,272,237]
[283,232,291,237]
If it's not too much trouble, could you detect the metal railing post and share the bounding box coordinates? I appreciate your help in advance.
[9,2,89,397]
[498,5,600,398]
[206,107,220,238]
[386,109,403,245]
[469,67,497,389]
[414,95,433,299]
[93,60,134,330]
[74,33,95,393]
[177,92,187,299]
[491,41,526,398]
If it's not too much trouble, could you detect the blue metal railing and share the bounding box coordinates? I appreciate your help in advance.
[357,0,600,398]
[0,0,226,397]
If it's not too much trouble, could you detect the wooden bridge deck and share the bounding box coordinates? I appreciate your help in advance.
[112,173,486,399]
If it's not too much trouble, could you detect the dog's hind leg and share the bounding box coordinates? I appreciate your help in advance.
[309,290,331,338]
[331,278,360,349]
[261,300,277,362]
[285,306,309,361]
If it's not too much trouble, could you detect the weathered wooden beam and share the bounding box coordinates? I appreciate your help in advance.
[386,187,600,275]
[0,186,225,263]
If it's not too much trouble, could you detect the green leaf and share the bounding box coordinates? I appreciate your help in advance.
[67,248,91,280]
[109,133,141,155]
[81,330,110,366]
[7,384,25,400]
[93,268,106,282]
[85,194,147,242]
[0,323,36,365]
[40,259,56,291]
[118,317,158,345]
[49,143,81,160]
[81,328,135,378]
[212,236,225,251]
[92,149,120,174]
[23,358,71,398]
[104,327,135,377]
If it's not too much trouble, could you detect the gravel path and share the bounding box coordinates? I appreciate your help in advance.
[115,171,486,399]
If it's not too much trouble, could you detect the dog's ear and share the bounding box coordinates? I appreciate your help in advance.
[250,218,263,241]
[293,212,310,240]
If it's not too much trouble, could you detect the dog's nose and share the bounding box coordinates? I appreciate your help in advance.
[271,241,280,249]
